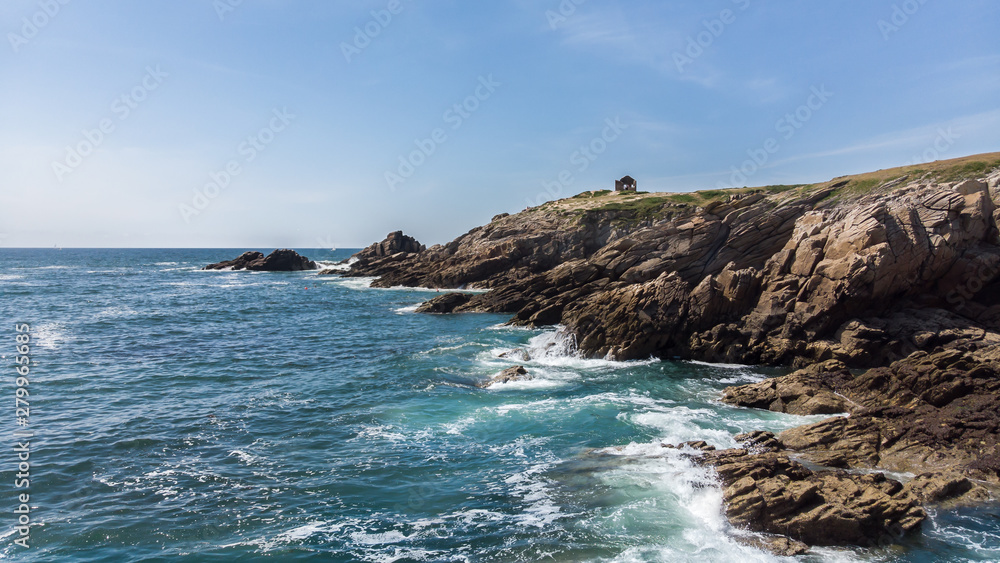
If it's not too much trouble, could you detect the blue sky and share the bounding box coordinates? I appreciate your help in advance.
[1,0,998,248]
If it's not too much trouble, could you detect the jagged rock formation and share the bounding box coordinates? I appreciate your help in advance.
[347,156,1000,369]
[320,231,426,281]
[339,200,679,289]
[671,436,926,548]
[204,249,317,271]
[725,345,1000,484]
[711,345,997,548]
[360,231,425,259]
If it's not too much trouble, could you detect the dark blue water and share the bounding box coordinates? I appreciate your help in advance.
[0,249,997,562]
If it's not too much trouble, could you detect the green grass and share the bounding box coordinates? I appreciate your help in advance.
[555,153,1000,219]
[762,184,805,193]
[845,178,882,194]
[587,196,674,224]
[694,189,730,200]
[934,159,1000,183]
[571,189,612,199]
[665,193,698,204]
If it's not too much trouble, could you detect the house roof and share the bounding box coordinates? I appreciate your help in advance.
[620,175,635,183]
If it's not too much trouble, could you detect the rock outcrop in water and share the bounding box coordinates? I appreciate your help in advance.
[670,436,926,548]
[476,365,532,388]
[724,345,1000,490]
[321,231,427,279]
[204,249,317,271]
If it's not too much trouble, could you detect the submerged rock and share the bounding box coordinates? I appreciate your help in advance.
[476,365,532,388]
[204,249,317,271]
[737,535,810,557]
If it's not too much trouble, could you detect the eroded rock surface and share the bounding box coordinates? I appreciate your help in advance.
[694,441,926,547]
[725,345,1000,480]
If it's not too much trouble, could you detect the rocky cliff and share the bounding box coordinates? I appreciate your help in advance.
[348,154,1000,369]
[341,153,1000,550]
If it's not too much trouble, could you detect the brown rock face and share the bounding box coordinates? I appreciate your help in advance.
[204,249,317,271]
[697,444,926,547]
[556,181,1000,365]
[723,345,1000,481]
[321,231,427,280]
[721,360,852,415]
[344,205,648,290]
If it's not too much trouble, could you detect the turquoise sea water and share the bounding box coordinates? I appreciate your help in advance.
[1,248,998,562]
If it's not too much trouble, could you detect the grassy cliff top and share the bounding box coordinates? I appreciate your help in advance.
[541,152,1000,217]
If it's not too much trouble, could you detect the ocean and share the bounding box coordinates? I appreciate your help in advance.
[1,248,998,562]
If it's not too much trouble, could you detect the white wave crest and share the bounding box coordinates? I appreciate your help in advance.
[316,257,358,271]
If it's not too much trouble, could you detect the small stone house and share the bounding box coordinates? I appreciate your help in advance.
[615,175,637,191]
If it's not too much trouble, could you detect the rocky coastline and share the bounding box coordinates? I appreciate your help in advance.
[335,154,1000,551]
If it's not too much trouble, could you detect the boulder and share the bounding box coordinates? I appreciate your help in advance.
[204,249,317,271]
